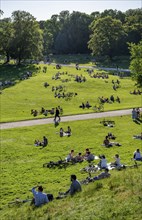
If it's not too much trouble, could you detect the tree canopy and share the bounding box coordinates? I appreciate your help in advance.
[129,41,142,88]
[88,16,126,59]
[0,8,142,62]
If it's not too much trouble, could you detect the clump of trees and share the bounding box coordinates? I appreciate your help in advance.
[0,8,142,63]
[129,41,142,88]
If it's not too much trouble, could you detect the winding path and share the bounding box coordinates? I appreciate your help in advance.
[0,108,138,130]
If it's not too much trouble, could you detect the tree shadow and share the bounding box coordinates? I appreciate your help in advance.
[0,63,39,91]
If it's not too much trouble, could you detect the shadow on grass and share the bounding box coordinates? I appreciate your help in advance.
[0,63,39,90]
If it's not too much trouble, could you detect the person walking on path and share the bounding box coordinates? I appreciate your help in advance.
[54,107,61,123]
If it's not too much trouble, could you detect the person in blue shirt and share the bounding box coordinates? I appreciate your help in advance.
[31,185,49,207]
[65,174,82,196]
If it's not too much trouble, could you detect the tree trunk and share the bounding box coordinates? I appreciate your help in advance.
[4,52,10,63]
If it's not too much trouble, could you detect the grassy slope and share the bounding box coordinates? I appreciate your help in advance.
[0,64,141,122]
[1,116,142,219]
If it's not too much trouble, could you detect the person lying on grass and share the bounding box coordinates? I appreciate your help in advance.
[133,132,142,140]
[86,168,111,182]
[103,136,121,147]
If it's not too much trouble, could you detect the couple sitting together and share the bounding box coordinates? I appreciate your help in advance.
[59,126,71,137]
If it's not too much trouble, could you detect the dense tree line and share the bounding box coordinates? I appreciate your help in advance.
[0,8,142,63]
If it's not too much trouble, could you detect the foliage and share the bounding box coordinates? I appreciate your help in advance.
[10,10,43,64]
[88,16,126,59]
[0,18,14,63]
[129,41,142,88]
[1,9,142,59]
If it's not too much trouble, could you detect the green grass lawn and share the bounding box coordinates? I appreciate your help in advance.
[1,115,142,219]
[0,63,141,122]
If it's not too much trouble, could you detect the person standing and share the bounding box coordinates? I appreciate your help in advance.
[54,107,60,122]
[132,108,137,120]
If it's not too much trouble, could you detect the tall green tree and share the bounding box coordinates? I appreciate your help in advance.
[0,18,14,63]
[54,11,92,54]
[88,16,126,59]
[11,10,43,64]
[129,41,142,88]
[124,9,142,44]
[43,15,60,55]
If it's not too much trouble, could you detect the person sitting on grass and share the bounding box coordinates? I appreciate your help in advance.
[98,155,108,169]
[83,148,90,158]
[108,133,116,140]
[79,102,85,109]
[86,101,91,108]
[65,126,72,136]
[31,185,49,207]
[103,136,113,147]
[103,136,121,147]
[133,149,142,161]
[66,150,75,162]
[87,168,111,182]
[110,154,121,168]
[75,153,84,162]
[59,175,82,197]
[85,151,94,162]
[42,136,48,147]
[133,132,142,140]
[59,128,64,137]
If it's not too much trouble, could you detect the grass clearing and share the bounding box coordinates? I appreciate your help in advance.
[0,63,141,122]
[0,115,142,219]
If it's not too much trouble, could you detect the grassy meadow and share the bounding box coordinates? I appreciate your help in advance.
[1,115,142,219]
[0,62,141,122]
[0,56,142,219]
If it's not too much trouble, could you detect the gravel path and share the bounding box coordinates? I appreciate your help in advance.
[0,108,138,130]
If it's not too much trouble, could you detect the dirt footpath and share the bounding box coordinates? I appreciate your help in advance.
[0,109,138,130]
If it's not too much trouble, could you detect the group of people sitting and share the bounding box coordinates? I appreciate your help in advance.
[75,74,86,83]
[90,72,109,79]
[112,79,121,91]
[58,126,72,137]
[79,101,92,109]
[30,148,142,207]
[66,148,95,163]
[34,136,48,147]
[98,95,120,104]
[130,89,141,95]
[20,71,33,81]
[31,107,55,117]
